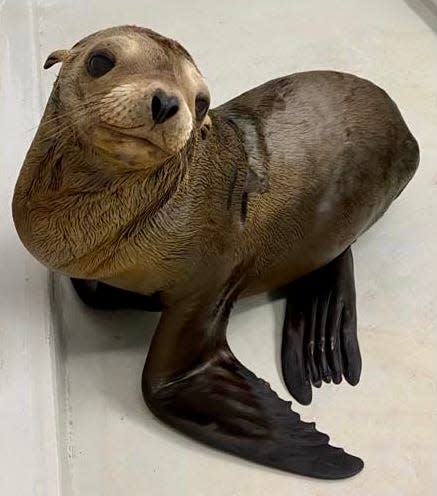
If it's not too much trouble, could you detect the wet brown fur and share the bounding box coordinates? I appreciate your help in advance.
[12,26,420,478]
[13,26,419,302]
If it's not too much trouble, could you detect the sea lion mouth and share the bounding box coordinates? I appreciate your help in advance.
[98,124,163,151]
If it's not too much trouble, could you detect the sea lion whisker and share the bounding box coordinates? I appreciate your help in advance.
[33,101,102,132]
[38,118,83,139]
[38,121,85,145]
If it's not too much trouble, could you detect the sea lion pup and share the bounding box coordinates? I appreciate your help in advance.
[12,25,419,479]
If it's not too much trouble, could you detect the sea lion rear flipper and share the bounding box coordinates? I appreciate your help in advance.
[70,278,162,311]
[142,277,364,479]
[281,247,361,405]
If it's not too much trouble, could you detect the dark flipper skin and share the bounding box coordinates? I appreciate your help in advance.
[70,278,162,312]
[281,248,361,405]
[142,273,364,479]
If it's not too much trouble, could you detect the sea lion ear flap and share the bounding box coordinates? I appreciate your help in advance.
[200,115,212,139]
[43,50,69,70]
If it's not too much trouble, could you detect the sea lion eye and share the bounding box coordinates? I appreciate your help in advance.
[195,94,210,121]
[87,53,115,78]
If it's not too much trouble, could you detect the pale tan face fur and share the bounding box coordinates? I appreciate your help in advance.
[48,27,210,168]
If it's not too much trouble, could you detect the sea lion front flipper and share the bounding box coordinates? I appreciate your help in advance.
[281,247,361,405]
[142,281,364,479]
[70,278,162,311]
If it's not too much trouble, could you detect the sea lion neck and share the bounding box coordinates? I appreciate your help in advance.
[12,108,248,280]
[12,117,194,277]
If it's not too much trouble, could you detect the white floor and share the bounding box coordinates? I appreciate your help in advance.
[1,1,437,495]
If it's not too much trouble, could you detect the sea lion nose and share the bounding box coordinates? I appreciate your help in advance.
[151,90,179,124]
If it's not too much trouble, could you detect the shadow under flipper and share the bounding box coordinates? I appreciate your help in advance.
[53,276,160,355]
[142,276,364,479]
[70,277,162,312]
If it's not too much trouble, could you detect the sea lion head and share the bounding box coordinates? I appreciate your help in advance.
[43,25,211,168]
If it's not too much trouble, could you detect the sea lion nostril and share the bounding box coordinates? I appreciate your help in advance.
[151,90,179,124]
[151,95,162,122]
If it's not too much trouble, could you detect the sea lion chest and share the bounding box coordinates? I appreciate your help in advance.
[102,123,250,297]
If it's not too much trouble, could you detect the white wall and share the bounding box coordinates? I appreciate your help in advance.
[0,2,61,496]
